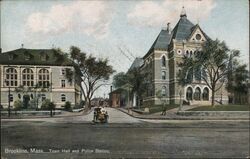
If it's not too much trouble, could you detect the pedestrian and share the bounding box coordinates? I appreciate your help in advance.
[161,105,167,116]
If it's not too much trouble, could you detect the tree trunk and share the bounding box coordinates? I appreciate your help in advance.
[50,109,53,117]
[211,89,215,107]
[84,98,91,110]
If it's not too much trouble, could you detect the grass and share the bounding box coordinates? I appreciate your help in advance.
[188,105,250,111]
[148,104,179,114]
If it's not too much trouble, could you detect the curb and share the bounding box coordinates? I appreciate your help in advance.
[117,108,250,121]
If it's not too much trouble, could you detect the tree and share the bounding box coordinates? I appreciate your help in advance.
[113,68,147,107]
[64,101,72,111]
[41,99,56,117]
[113,72,129,88]
[178,39,240,106]
[227,63,249,104]
[156,90,167,115]
[14,100,23,111]
[54,46,115,109]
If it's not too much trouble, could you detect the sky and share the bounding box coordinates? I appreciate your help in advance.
[1,0,249,98]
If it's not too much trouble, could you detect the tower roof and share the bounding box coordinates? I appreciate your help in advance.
[171,15,195,41]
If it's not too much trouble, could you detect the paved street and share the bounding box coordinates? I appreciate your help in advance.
[1,108,250,158]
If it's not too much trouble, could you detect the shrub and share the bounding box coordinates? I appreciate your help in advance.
[14,100,23,110]
[64,101,72,111]
[41,99,51,110]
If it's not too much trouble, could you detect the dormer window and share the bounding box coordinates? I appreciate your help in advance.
[9,54,14,60]
[25,54,30,60]
[40,54,47,61]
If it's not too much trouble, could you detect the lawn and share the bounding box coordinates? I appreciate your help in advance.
[188,105,250,111]
[148,104,179,114]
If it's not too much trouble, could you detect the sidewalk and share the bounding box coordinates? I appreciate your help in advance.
[117,106,250,120]
[0,108,93,119]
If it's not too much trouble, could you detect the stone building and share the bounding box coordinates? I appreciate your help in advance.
[141,8,228,106]
[0,48,82,109]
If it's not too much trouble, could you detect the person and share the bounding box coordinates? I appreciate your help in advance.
[100,106,108,122]
[161,105,167,116]
[93,107,100,122]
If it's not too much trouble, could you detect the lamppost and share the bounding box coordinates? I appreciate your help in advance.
[4,79,11,117]
[178,68,190,111]
[178,89,183,111]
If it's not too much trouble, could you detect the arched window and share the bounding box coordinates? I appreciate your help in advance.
[22,68,34,87]
[203,87,209,101]
[161,86,167,97]
[186,50,189,57]
[186,87,193,100]
[190,51,193,57]
[162,71,166,80]
[38,69,50,88]
[5,68,18,86]
[194,87,201,100]
[161,56,166,67]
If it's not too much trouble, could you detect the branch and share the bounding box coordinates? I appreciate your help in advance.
[215,80,225,92]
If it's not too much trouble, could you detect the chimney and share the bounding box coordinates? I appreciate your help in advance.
[21,44,24,48]
[167,22,171,34]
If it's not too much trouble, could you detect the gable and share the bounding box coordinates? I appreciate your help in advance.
[188,25,208,42]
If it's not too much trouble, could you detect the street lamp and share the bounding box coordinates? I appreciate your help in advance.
[178,68,190,111]
[4,79,11,117]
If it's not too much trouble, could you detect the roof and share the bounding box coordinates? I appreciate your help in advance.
[143,12,210,59]
[109,88,126,94]
[0,48,73,66]
[171,15,194,41]
[143,29,172,59]
[129,57,144,70]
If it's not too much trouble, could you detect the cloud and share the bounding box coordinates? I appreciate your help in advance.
[127,0,216,27]
[26,1,113,39]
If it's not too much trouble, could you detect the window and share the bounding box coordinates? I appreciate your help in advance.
[38,69,50,88]
[177,49,182,55]
[41,94,46,101]
[61,94,66,102]
[161,86,167,97]
[9,94,13,102]
[202,88,209,101]
[61,80,66,88]
[5,68,18,87]
[61,68,66,75]
[194,87,201,100]
[9,54,14,60]
[186,50,189,57]
[194,68,202,81]
[186,87,193,100]
[162,71,166,80]
[40,54,47,61]
[196,34,201,40]
[25,54,30,60]
[187,69,193,82]
[22,68,34,87]
[161,56,166,67]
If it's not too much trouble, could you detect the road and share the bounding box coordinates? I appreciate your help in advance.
[1,108,250,158]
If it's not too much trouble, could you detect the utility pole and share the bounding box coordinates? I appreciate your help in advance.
[5,79,11,117]
[8,85,10,117]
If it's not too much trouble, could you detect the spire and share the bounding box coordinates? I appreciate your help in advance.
[180,6,187,18]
